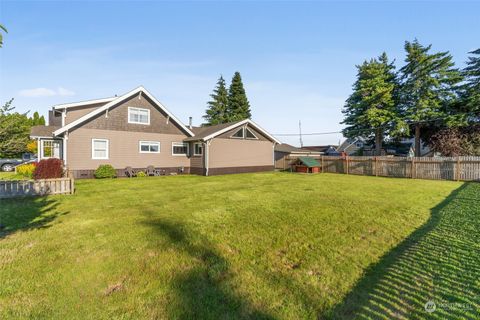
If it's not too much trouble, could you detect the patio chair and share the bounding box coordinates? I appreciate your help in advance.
[146,165,157,176]
[125,166,137,178]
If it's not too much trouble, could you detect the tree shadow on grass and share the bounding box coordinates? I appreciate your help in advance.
[142,218,275,320]
[0,197,68,239]
[330,182,480,319]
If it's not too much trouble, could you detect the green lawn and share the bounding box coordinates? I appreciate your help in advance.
[0,172,25,180]
[0,173,478,319]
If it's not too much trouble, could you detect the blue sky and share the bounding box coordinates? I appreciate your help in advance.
[0,1,478,146]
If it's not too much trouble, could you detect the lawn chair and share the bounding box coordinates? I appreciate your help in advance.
[146,165,158,176]
[125,166,137,178]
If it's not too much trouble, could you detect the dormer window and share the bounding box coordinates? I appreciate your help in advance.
[128,107,150,125]
[231,127,258,140]
[231,128,244,138]
[245,128,258,139]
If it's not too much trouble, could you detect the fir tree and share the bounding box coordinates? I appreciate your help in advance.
[203,76,229,125]
[0,24,7,48]
[30,111,46,126]
[463,48,480,120]
[342,53,403,155]
[227,72,251,122]
[398,40,462,156]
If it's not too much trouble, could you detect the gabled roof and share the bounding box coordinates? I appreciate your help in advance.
[184,119,281,144]
[302,145,338,153]
[337,137,366,152]
[52,97,116,110]
[275,143,321,154]
[53,86,195,137]
[30,125,60,138]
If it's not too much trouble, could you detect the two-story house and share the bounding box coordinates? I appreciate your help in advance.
[30,86,280,178]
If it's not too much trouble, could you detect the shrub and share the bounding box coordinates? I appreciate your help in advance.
[33,159,63,179]
[94,164,116,179]
[136,171,147,177]
[16,163,36,178]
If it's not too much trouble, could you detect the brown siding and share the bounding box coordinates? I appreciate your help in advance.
[80,95,187,135]
[67,128,190,171]
[49,110,62,126]
[71,167,190,179]
[189,142,204,168]
[190,167,206,175]
[65,103,106,125]
[208,166,274,175]
[208,138,274,168]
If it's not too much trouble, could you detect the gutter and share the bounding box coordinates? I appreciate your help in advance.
[205,140,211,176]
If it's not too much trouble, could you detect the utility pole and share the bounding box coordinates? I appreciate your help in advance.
[299,120,303,147]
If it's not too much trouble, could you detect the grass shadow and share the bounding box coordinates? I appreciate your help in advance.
[330,182,480,319]
[142,218,275,319]
[0,197,68,239]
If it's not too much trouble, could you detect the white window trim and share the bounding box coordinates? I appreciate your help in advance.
[128,107,150,125]
[139,141,160,154]
[230,127,245,139]
[172,142,189,156]
[245,127,259,140]
[92,139,109,160]
[193,142,203,156]
[40,139,61,160]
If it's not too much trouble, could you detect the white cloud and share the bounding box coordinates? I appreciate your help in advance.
[57,87,75,96]
[19,87,75,97]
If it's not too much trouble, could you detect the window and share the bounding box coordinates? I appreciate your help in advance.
[41,140,61,159]
[172,142,189,156]
[245,128,258,139]
[128,107,150,125]
[92,139,109,159]
[231,128,244,138]
[139,141,160,153]
[194,143,203,156]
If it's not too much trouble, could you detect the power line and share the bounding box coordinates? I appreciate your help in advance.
[273,112,480,137]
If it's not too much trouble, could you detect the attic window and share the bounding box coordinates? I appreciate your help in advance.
[128,107,150,125]
[245,128,258,139]
[231,128,244,138]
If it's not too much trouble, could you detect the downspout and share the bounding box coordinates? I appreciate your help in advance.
[205,139,211,176]
[63,131,68,166]
[272,142,277,169]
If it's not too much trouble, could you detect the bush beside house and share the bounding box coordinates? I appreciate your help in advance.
[33,158,63,179]
[15,163,36,178]
[94,164,116,179]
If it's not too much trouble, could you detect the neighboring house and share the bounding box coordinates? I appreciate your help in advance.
[338,136,432,157]
[337,137,368,155]
[302,145,339,156]
[274,143,322,169]
[30,86,280,178]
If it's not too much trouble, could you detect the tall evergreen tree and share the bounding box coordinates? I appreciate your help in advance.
[227,72,251,122]
[0,24,7,48]
[463,48,480,120]
[399,40,462,156]
[0,99,31,157]
[30,111,46,126]
[342,53,403,155]
[203,76,229,125]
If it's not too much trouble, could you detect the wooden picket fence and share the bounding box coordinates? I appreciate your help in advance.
[0,177,75,198]
[284,155,480,182]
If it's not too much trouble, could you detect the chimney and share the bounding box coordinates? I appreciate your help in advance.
[188,117,193,129]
